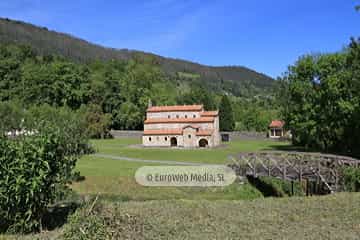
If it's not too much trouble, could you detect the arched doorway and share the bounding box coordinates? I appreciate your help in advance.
[199,138,208,148]
[170,137,177,147]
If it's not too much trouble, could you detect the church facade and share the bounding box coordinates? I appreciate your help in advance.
[142,105,221,148]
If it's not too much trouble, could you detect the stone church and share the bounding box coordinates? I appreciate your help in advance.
[142,104,221,148]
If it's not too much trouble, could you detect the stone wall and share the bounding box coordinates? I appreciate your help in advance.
[220,131,269,140]
[110,130,143,138]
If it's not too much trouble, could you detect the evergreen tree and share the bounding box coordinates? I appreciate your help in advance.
[219,95,235,131]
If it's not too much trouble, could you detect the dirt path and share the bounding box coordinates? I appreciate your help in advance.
[94,153,218,166]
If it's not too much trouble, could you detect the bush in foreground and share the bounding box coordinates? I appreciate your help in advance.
[0,129,82,233]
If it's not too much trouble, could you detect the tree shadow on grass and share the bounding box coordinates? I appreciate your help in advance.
[42,201,80,231]
[266,144,308,152]
[265,144,358,158]
[265,143,323,153]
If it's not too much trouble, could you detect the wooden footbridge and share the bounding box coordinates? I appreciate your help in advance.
[228,151,360,194]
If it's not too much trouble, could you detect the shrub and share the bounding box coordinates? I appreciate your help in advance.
[0,101,24,135]
[79,104,112,139]
[0,128,82,233]
[26,104,91,154]
[342,167,360,192]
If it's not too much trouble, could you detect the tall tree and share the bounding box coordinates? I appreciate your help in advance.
[343,38,360,156]
[219,95,235,131]
[279,40,360,156]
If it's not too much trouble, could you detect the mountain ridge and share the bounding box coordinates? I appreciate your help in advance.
[0,17,274,95]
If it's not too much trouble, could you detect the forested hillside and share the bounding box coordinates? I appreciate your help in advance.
[0,17,279,132]
[0,17,274,97]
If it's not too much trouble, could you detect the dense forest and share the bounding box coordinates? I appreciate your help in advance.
[0,42,278,133]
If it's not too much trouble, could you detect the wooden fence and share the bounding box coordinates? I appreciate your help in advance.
[228,151,360,194]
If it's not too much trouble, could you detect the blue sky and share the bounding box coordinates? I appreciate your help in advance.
[1,0,359,78]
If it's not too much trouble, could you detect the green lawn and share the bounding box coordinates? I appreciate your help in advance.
[71,138,289,201]
[89,137,291,164]
[75,155,158,177]
[73,155,263,201]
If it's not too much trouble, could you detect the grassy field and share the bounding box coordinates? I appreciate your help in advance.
[73,193,360,239]
[88,137,291,164]
[71,138,289,200]
[8,193,360,240]
[3,138,360,239]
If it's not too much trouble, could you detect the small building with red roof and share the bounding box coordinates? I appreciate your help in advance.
[143,104,220,148]
[268,120,285,138]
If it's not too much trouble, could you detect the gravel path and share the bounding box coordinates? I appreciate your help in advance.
[94,153,216,166]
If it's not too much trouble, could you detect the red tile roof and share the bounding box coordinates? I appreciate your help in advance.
[200,111,218,117]
[269,120,285,128]
[196,129,213,136]
[147,105,203,112]
[143,129,183,135]
[144,117,215,124]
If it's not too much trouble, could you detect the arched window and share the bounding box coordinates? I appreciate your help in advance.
[188,135,191,139]
[176,115,179,118]
[165,137,168,141]
[193,114,196,118]
[149,137,152,141]
[168,115,171,118]
[185,115,188,118]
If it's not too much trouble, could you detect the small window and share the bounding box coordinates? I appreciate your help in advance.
[176,115,179,118]
[193,115,196,118]
[168,115,170,118]
[188,135,191,139]
[185,115,188,118]
[156,136,159,140]
[149,137,152,141]
[165,137,168,141]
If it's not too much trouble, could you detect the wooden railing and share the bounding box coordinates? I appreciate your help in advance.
[228,151,360,193]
